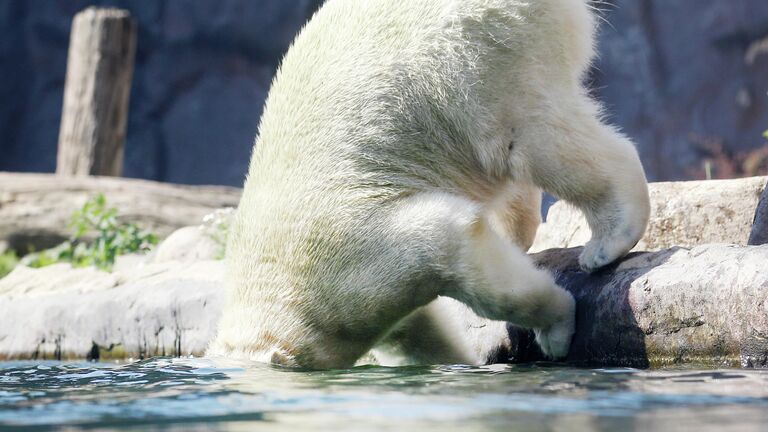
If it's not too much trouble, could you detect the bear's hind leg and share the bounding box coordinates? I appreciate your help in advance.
[488,182,542,251]
[370,300,485,366]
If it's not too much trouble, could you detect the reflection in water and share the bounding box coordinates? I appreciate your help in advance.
[0,358,767,431]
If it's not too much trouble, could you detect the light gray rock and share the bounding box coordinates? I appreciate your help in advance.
[153,208,234,263]
[2,243,768,369]
[153,226,220,264]
[531,177,768,253]
[0,260,224,360]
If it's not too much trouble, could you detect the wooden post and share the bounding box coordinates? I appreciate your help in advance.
[56,7,136,177]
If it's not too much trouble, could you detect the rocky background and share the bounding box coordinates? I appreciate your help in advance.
[1,0,767,186]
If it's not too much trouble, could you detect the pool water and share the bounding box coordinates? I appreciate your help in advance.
[1,358,767,431]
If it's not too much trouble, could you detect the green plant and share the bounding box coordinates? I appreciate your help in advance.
[201,207,235,260]
[22,243,70,269]
[0,250,19,279]
[25,194,157,271]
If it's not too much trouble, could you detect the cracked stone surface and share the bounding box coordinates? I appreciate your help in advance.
[0,258,224,360]
[2,243,768,368]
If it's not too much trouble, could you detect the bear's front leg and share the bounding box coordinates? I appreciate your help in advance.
[392,192,576,359]
[517,98,650,273]
[451,216,576,359]
[577,177,649,273]
[573,126,649,273]
[487,181,542,252]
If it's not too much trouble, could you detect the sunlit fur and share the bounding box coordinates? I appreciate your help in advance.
[208,0,650,368]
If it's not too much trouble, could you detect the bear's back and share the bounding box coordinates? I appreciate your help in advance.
[229,0,598,294]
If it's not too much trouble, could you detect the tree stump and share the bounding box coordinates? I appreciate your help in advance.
[56,7,136,177]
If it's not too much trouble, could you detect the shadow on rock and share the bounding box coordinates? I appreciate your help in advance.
[503,247,677,368]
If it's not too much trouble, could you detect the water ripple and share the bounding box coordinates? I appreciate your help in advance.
[0,358,767,430]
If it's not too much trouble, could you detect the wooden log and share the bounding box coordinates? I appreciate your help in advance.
[56,7,136,177]
[0,172,241,253]
[748,180,768,245]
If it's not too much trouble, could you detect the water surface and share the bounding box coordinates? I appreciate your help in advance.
[1,358,767,431]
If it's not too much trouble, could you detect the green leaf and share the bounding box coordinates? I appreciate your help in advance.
[29,194,159,272]
[0,251,19,278]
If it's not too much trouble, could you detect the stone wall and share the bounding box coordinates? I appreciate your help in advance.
[593,0,768,181]
[1,0,767,185]
[0,0,323,186]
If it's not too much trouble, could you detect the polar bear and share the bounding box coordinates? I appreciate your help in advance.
[208,0,650,368]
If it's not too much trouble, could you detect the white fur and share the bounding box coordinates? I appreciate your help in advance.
[207,0,650,368]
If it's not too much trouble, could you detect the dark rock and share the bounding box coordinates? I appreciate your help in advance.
[593,0,768,181]
[748,179,768,245]
[0,0,322,186]
[160,72,269,186]
[0,0,767,185]
[512,245,768,368]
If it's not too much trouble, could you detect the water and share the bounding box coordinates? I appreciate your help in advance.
[1,358,767,431]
